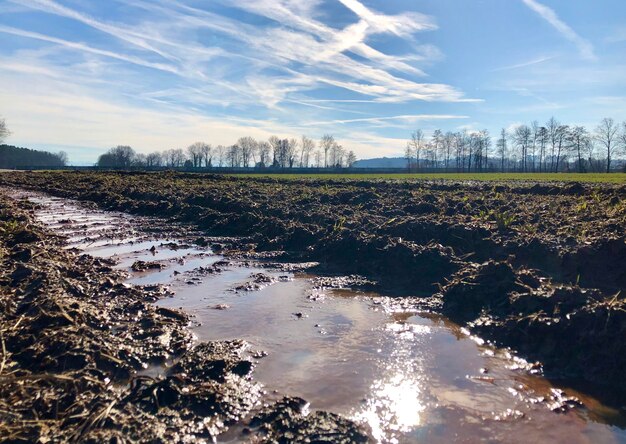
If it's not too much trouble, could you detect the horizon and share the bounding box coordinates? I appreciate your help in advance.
[1,0,625,164]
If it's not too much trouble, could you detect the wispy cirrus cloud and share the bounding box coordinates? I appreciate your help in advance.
[521,0,595,60]
[337,0,436,36]
[493,55,555,72]
[0,0,480,162]
[6,0,473,105]
[0,25,185,75]
[304,114,469,126]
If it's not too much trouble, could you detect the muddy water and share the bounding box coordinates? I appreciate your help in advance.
[16,191,626,443]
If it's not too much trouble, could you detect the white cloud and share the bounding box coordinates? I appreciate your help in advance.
[11,0,177,60]
[4,0,479,108]
[0,66,419,161]
[521,0,595,60]
[493,55,555,71]
[0,25,184,75]
[304,114,469,126]
[0,0,481,162]
[337,0,436,36]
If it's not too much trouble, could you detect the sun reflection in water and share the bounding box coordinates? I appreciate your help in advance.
[352,321,429,443]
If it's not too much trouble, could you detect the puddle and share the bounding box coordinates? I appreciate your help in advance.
[14,190,626,443]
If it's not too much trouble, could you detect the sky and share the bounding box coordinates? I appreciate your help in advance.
[0,0,625,164]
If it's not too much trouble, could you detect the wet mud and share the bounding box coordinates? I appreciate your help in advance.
[0,193,370,442]
[1,171,626,442]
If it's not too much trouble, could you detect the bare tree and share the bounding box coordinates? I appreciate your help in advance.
[314,150,322,168]
[173,148,186,167]
[329,141,345,167]
[408,129,424,169]
[569,126,590,173]
[439,132,452,170]
[595,118,619,172]
[237,137,257,168]
[423,141,435,167]
[320,134,335,168]
[200,143,212,167]
[584,137,599,171]
[274,139,289,168]
[300,135,315,167]
[286,138,298,168]
[146,152,162,167]
[513,125,532,172]
[530,121,540,172]
[134,153,147,167]
[257,141,271,167]
[431,129,443,167]
[481,130,492,170]
[215,145,226,167]
[496,128,508,172]
[187,142,206,168]
[0,118,10,144]
[163,148,186,168]
[467,132,476,172]
[546,117,560,172]
[97,145,136,168]
[405,143,414,171]
[346,150,357,167]
[268,136,281,167]
[537,126,549,172]
[56,151,68,165]
[227,145,241,167]
[555,125,569,172]
[454,131,467,171]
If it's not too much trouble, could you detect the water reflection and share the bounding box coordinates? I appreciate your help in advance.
[353,322,430,443]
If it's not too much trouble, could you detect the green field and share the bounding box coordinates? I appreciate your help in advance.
[234,172,626,183]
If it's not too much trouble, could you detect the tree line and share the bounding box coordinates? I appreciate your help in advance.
[0,145,68,169]
[97,135,358,169]
[406,117,626,173]
[0,119,67,168]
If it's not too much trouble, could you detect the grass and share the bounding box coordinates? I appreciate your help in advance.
[231,172,626,183]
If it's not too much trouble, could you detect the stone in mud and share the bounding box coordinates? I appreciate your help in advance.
[131,260,164,272]
[233,272,276,292]
[155,306,189,322]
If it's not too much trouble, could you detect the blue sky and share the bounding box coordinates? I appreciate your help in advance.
[0,0,625,164]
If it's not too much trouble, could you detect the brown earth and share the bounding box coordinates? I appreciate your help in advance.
[0,191,369,442]
[1,170,625,405]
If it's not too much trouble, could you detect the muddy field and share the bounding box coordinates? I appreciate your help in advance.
[0,191,369,442]
[1,170,626,442]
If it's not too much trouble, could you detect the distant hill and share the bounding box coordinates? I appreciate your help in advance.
[0,144,67,168]
[353,157,407,169]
